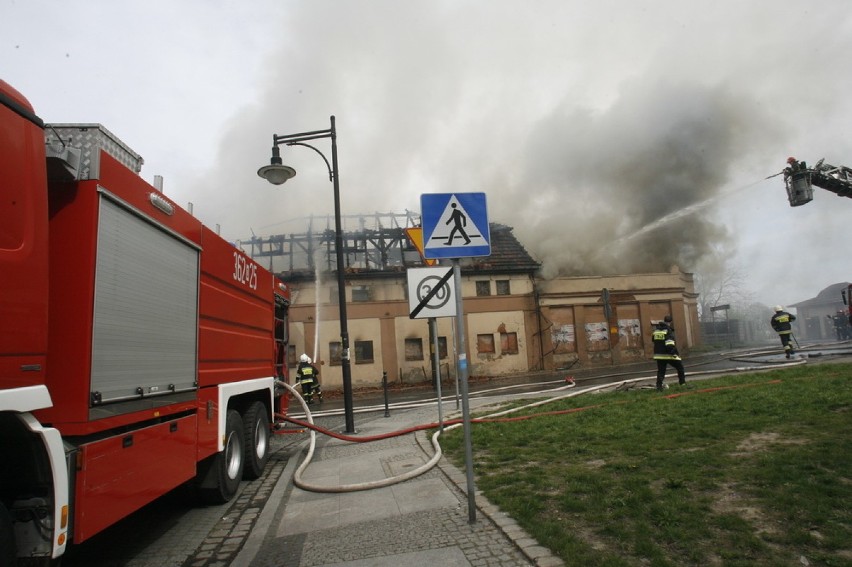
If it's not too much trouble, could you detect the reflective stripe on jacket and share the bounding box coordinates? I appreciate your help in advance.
[296,363,318,384]
[652,325,681,360]
[770,311,796,335]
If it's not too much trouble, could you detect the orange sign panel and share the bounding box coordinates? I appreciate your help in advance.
[404,228,437,266]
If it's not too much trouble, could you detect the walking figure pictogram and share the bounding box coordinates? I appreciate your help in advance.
[444,203,471,245]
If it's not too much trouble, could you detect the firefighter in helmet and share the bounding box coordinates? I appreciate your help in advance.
[652,315,686,391]
[770,306,796,358]
[784,156,807,177]
[296,354,323,405]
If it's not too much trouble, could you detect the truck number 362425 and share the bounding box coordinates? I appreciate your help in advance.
[233,252,258,290]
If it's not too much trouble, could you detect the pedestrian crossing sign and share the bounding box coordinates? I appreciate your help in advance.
[421,193,491,259]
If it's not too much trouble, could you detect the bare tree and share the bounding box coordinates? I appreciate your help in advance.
[695,263,751,321]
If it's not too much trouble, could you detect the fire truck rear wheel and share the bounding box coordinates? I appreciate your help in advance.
[242,401,270,480]
[199,409,245,503]
[0,501,15,567]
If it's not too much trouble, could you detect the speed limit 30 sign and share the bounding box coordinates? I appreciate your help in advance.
[407,267,457,319]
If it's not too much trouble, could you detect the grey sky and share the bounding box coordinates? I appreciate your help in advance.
[3,0,851,307]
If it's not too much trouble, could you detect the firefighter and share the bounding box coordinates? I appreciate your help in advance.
[784,156,807,177]
[296,354,323,405]
[828,310,850,341]
[770,306,797,358]
[785,156,800,174]
[652,315,686,391]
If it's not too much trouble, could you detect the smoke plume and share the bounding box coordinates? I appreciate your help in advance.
[505,81,771,278]
[164,0,849,297]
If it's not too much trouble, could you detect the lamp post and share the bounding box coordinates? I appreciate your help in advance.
[257,116,355,434]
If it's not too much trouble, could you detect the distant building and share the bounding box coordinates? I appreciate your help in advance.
[247,218,700,391]
[790,282,851,341]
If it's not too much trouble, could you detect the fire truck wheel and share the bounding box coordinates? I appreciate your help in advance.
[221,410,245,498]
[199,409,245,504]
[0,501,15,566]
[242,401,270,480]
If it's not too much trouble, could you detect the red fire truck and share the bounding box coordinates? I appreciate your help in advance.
[0,79,289,564]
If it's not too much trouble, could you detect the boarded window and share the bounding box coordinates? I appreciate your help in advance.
[549,307,576,353]
[585,306,610,352]
[500,332,519,354]
[329,342,342,366]
[426,336,449,360]
[287,345,297,367]
[477,334,496,354]
[354,340,374,364]
[405,338,424,361]
[496,280,510,295]
[352,285,371,302]
[475,281,491,296]
[617,304,642,348]
[329,285,339,305]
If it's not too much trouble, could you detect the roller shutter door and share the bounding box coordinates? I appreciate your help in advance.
[90,195,199,404]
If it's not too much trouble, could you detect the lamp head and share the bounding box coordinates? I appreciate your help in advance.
[257,163,296,185]
[257,145,297,185]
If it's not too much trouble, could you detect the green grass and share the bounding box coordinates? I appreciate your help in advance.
[441,364,852,566]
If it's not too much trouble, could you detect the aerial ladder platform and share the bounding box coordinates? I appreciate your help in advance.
[784,157,852,206]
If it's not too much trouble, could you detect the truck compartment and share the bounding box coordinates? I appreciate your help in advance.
[72,413,197,543]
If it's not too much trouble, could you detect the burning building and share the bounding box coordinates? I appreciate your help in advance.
[244,213,699,391]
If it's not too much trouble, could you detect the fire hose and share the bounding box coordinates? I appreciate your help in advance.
[274,360,802,493]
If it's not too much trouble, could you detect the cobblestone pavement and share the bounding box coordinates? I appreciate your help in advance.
[59,407,563,567]
[181,450,291,567]
[252,507,533,567]
[248,424,537,567]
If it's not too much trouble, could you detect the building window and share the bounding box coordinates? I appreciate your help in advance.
[329,341,342,365]
[354,340,374,364]
[288,345,297,367]
[585,321,609,352]
[352,285,371,302]
[496,280,510,295]
[438,336,448,359]
[477,333,495,354]
[405,338,424,361]
[475,281,491,296]
[329,285,339,305]
[550,307,577,353]
[501,332,519,354]
[618,317,642,349]
[425,336,449,360]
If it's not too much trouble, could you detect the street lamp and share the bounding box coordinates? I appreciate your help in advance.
[257,116,355,434]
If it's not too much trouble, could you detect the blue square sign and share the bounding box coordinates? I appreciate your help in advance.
[420,193,491,259]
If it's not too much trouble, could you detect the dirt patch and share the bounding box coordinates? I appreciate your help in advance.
[710,482,780,537]
[730,431,809,457]
[573,525,609,551]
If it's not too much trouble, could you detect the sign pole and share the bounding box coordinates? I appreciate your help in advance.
[453,258,477,523]
[452,324,460,409]
[430,317,444,432]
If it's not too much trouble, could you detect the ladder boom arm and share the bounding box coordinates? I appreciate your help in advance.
[810,160,852,197]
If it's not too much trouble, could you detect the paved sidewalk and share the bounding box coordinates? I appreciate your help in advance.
[234,402,564,567]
